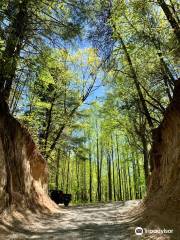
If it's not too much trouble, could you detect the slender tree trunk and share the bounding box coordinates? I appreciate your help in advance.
[112,160,116,201]
[157,52,174,101]
[136,155,142,199]
[116,135,122,201]
[0,2,27,99]
[55,149,60,190]
[132,154,138,199]
[123,160,128,200]
[44,100,55,154]
[158,0,180,43]
[127,162,132,200]
[134,118,150,188]
[66,154,70,194]
[100,145,103,201]
[111,139,116,201]
[141,134,149,187]
[89,150,92,202]
[83,159,87,202]
[107,152,112,201]
[96,130,101,201]
[96,120,102,202]
[76,156,80,202]
[169,0,180,23]
[158,53,175,86]
[118,35,154,128]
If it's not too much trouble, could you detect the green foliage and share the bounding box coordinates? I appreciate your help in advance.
[3,0,179,204]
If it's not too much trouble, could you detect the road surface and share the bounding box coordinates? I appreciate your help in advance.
[0,200,169,240]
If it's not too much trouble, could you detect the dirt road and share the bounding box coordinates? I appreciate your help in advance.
[0,200,172,240]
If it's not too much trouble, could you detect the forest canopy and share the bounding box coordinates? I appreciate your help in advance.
[0,0,179,204]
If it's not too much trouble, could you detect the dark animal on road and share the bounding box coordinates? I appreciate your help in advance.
[49,190,72,206]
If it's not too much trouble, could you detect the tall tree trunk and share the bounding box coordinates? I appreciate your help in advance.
[83,159,87,202]
[136,155,142,199]
[44,100,55,155]
[55,149,60,190]
[111,139,116,201]
[141,134,149,187]
[123,159,128,200]
[66,154,70,194]
[112,160,116,201]
[132,154,138,199]
[116,135,122,200]
[134,117,150,187]
[99,145,103,201]
[89,150,92,202]
[107,152,112,201]
[117,34,154,128]
[76,156,80,202]
[127,162,132,200]
[96,127,101,201]
[158,0,180,43]
[0,0,29,100]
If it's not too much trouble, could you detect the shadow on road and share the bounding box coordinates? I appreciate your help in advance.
[0,201,146,240]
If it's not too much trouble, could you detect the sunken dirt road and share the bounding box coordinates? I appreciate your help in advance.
[0,200,174,240]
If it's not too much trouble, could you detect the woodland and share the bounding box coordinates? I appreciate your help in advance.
[0,0,180,235]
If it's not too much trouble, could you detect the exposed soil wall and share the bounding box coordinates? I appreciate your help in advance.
[146,80,180,220]
[0,101,57,212]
